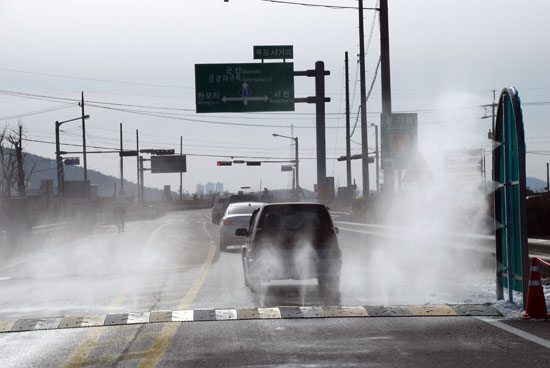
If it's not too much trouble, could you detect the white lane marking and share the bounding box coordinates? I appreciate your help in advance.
[480,318,550,349]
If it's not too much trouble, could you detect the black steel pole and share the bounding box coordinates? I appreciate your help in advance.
[345,52,352,191]
[379,0,394,194]
[315,61,327,198]
[358,0,370,199]
[380,0,392,114]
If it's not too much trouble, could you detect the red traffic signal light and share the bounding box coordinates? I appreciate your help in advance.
[217,161,232,166]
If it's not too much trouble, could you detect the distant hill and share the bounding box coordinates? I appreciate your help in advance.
[23,152,171,199]
[526,177,547,192]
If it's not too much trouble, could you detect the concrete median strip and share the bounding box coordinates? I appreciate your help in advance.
[0,304,501,333]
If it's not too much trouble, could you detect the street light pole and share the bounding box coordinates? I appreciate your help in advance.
[55,115,89,199]
[273,133,300,200]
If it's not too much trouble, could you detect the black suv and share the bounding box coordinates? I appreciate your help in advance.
[236,203,342,293]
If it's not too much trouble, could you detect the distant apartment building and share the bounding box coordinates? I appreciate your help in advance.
[196,183,204,197]
[196,182,223,197]
[205,182,215,195]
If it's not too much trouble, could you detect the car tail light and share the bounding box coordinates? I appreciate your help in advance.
[223,220,238,226]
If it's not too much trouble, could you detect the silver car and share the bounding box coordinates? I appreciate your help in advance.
[219,202,264,251]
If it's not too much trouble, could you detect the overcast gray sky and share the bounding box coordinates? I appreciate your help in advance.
[1,0,549,194]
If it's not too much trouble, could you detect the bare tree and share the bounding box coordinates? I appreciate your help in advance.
[0,127,17,199]
[1,122,35,198]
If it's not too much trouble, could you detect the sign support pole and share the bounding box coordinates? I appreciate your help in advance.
[294,63,330,199]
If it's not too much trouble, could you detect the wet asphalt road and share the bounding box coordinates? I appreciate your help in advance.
[0,209,548,367]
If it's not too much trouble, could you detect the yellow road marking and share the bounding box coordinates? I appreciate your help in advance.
[63,221,179,368]
[63,291,129,368]
[79,351,147,367]
[137,243,216,368]
[93,332,160,348]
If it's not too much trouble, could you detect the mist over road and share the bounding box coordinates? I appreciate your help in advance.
[0,209,547,367]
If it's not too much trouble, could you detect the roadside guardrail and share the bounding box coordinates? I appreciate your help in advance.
[333,220,550,258]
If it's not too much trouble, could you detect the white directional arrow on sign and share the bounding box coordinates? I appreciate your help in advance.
[221,95,269,105]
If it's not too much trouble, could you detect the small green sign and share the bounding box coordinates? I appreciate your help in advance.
[253,45,293,60]
[195,63,294,113]
[381,113,418,169]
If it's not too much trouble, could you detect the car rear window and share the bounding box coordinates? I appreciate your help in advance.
[229,195,259,204]
[228,203,262,215]
[259,205,333,230]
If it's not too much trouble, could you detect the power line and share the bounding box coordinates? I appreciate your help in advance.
[258,0,378,10]
[0,67,189,89]
[365,0,379,54]
[0,104,75,120]
[22,137,344,160]
[351,57,381,137]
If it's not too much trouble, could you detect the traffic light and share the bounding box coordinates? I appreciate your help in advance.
[246,161,261,166]
[140,149,175,155]
[217,161,232,166]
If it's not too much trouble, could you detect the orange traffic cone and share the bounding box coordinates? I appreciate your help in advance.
[521,257,549,320]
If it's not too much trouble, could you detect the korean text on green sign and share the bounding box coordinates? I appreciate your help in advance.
[195,63,295,113]
[253,45,293,60]
[381,113,418,169]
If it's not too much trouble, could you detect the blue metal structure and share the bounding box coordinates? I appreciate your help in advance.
[493,87,529,306]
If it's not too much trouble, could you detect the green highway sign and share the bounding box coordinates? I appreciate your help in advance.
[195,63,294,113]
[253,45,293,60]
[381,113,418,170]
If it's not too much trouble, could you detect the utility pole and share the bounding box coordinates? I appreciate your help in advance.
[380,0,392,114]
[80,91,88,182]
[119,123,124,196]
[345,52,352,191]
[379,0,394,193]
[136,129,140,204]
[358,0,370,199]
[547,162,549,192]
[180,136,183,201]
